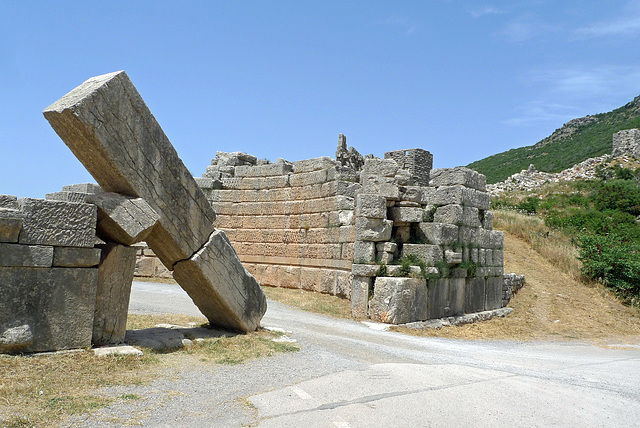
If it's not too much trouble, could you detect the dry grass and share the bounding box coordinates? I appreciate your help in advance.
[493,209,583,282]
[262,286,353,319]
[0,314,297,428]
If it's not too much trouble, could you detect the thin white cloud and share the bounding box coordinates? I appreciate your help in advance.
[466,6,506,19]
[574,2,640,39]
[505,66,640,126]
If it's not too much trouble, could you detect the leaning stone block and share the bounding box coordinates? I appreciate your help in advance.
[0,243,53,267]
[351,275,371,319]
[429,167,486,191]
[434,204,464,225]
[354,241,376,264]
[0,195,19,209]
[418,223,458,246]
[0,266,98,353]
[44,71,265,332]
[401,244,442,265]
[355,194,387,219]
[0,209,23,243]
[86,192,160,246]
[93,243,137,345]
[173,230,267,332]
[369,277,428,324]
[355,217,393,242]
[388,206,424,223]
[53,246,102,267]
[18,198,97,248]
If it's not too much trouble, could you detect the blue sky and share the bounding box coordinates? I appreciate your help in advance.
[2,1,640,198]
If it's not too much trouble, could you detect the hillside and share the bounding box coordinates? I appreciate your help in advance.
[468,95,640,184]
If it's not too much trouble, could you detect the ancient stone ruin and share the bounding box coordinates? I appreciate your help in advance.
[1,71,266,354]
[184,136,504,325]
[612,128,640,158]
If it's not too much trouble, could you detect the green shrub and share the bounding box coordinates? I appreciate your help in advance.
[517,196,540,214]
[593,180,640,216]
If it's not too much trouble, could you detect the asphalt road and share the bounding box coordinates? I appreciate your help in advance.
[76,281,640,427]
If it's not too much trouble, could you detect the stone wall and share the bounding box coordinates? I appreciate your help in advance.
[199,151,360,297]
[0,194,100,353]
[612,129,640,158]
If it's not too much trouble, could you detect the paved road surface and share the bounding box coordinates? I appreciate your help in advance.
[76,281,640,427]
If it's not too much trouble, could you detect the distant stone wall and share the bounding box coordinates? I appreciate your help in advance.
[612,129,640,158]
[198,152,360,298]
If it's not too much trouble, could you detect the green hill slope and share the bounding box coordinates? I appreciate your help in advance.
[468,95,640,184]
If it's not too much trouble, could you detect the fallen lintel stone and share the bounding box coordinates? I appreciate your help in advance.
[43,71,266,332]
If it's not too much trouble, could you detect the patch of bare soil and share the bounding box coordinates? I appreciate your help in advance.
[395,231,640,343]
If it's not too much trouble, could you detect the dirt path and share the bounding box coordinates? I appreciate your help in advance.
[402,231,640,342]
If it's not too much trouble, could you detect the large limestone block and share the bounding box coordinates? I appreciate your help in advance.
[426,278,465,319]
[235,163,293,177]
[0,195,19,209]
[93,243,137,345]
[434,204,464,225]
[355,194,387,219]
[369,277,427,324]
[430,185,490,210]
[0,266,98,353]
[44,71,265,332]
[429,167,486,191]
[0,243,53,267]
[353,241,376,264]
[18,198,97,248]
[351,275,371,318]
[464,277,485,314]
[362,158,399,177]
[293,157,336,173]
[0,209,23,243]
[355,217,393,242]
[86,192,160,245]
[43,71,216,267]
[63,183,103,194]
[401,244,443,265]
[388,206,424,223]
[53,247,101,267]
[173,230,267,332]
[418,223,458,246]
[485,276,503,311]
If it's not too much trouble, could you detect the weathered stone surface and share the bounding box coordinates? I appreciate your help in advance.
[355,217,393,242]
[0,195,19,209]
[45,191,92,203]
[53,247,101,267]
[0,324,34,353]
[464,277,485,314]
[62,183,103,194]
[485,276,503,310]
[18,198,97,248]
[362,158,399,177]
[351,263,379,277]
[388,206,424,223]
[351,276,371,318]
[482,211,494,230]
[434,204,464,225]
[44,71,265,332]
[427,278,464,319]
[353,241,376,264]
[86,192,160,245]
[401,244,442,265]
[93,243,137,345]
[462,206,481,227]
[360,175,400,200]
[369,277,427,324]
[43,71,216,266]
[445,250,462,265]
[430,185,490,209]
[0,267,98,352]
[235,163,293,177]
[0,209,23,243]
[292,157,336,173]
[0,243,53,267]
[429,167,486,191]
[399,186,425,204]
[355,194,387,219]
[173,230,267,332]
[417,223,458,246]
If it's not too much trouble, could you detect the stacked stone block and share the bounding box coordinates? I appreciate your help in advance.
[384,149,433,187]
[199,152,360,297]
[612,129,640,158]
[0,195,100,353]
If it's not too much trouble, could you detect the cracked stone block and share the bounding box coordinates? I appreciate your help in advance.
[0,243,53,267]
[86,192,160,246]
[388,206,424,223]
[173,230,267,332]
[351,275,371,319]
[93,243,137,345]
[369,277,428,324]
[355,194,387,219]
[18,198,97,248]
[355,217,393,242]
[418,223,458,246]
[0,266,98,352]
[44,71,266,332]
